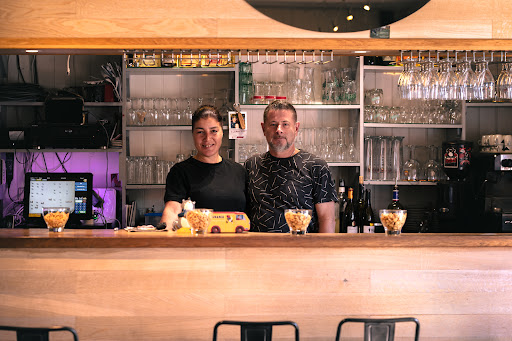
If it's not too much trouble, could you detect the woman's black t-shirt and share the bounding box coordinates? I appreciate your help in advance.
[164,157,246,212]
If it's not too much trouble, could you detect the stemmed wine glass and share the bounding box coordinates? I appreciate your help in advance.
[346,127,356,162]
[184,98,193,125]
[475,58,495,101]
[398,59,422,100]
[438,59,458,100]
[403,145,421,181]
[419,59,439,100]
[457,59,477,101]
[143,98,156,125]
[425,145,441,181]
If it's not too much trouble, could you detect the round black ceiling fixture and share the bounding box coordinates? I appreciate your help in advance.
[245,0,430,33]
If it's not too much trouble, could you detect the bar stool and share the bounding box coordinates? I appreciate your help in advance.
[0,325,79,341]
[335,317,420,341]
[213,320,299,341]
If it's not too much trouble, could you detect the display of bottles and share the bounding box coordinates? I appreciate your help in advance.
[338,179,347,231]
[342,187,358,233]
[387,184,405,209]
[363,189,375,233]
[356,175,366,233]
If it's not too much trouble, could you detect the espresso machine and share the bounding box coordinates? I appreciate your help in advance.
[436,140,478,232]
[472,149,512,233]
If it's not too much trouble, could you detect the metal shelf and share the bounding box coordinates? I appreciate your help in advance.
[240,104,360,110]
[327,162,360,167]
[364,123,463,129]
[126,125,228,131]
[466,102,512,107]
[364,180,437,186]
[0,101,122,107]
[126,184,166,189]
[126,67,236,75]
[0,148,121,153]
[363,65,402,72]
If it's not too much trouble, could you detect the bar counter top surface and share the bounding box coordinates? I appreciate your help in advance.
[1,228,511,248]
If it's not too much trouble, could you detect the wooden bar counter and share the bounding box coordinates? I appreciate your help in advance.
[1,229,512,340]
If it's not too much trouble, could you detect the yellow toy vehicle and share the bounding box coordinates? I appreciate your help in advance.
[209,212,250,233]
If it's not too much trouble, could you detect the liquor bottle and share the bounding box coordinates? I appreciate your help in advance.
[363,189,375,233]
[338,179,347,231]
[356,175,366,233]
[388,184,405,210]
[343,187,358,233]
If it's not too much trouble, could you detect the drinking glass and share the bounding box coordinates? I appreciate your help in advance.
[135,98,146,126]
[475,59,495,101]
[346,127,356,162]
[419,59,439,100]
[364,136,376,180]
[390,136,404,182]
[379,209,407,236]
[343,80,357,104]
[425,145,441,181]
[287,66,302,104]
[184,98,194,125]
[321,68,337,104]
[302,67,315,104]
[403,145,421,181]
[497,62,512,100]
[438,59,458,100]
[457,60,477,101]
[284,209,312,235]
[398,59,421,100]
[143,98,156,125]
[186,209,213,235]
[337,127,347,162]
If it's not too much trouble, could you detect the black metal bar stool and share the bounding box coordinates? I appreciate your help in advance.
[213,320,299,341]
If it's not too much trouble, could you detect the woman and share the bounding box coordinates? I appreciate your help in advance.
[160,105,246,228]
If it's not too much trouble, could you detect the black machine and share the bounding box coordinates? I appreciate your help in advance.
[435,140,478,232]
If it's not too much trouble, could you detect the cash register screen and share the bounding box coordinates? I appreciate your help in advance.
[23,172,93,226]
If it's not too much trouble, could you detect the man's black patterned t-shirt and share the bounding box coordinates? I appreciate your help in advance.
[245,150,337,233]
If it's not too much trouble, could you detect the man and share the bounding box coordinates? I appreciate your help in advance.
[245,101,337,233]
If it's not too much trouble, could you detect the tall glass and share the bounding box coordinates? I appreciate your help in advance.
[425,145,441,181]
[403,145,421,181]
[457,60,477,101]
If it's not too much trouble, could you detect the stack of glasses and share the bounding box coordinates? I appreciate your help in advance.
[321,67,357,104]
[239,62,254,105]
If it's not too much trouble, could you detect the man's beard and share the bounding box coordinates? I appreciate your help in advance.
[268,137,292,153]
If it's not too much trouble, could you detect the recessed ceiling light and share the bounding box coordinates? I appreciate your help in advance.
[333,25,339,32]
[346,14,353,21]
[354,51,368,54]
[363,4,370,11]
[26,50,39,53]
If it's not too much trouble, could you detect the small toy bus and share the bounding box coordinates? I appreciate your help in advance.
[209,211,250,233]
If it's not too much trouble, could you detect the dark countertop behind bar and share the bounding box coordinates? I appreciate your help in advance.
[1,228,511,248]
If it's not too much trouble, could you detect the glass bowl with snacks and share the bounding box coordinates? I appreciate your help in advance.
[42,207,71,232]
[185,208,213,235]
[379,209,407,236]
[284,209,313,235]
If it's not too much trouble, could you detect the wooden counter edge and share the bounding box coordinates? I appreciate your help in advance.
[1,230,512,248]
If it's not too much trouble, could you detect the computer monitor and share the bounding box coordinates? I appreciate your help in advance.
[23,172,93,227]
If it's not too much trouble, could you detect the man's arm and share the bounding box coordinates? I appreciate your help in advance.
[315,201,335,233]
[160,201,182,229]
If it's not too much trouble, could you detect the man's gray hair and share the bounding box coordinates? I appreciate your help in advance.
[263,101,297,123]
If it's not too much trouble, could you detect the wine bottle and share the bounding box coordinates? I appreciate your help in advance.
[338,179,347,233]
[356,175,366,233]
[363,189,375,233]
[343,187,358,233]
[388,184,405,210]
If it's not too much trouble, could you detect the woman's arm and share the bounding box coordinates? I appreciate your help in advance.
[160,201,182,228]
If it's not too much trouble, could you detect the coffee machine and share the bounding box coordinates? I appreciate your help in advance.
[436,140,478,232]
[472,151,512,233]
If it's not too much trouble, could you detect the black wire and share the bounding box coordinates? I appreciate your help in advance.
[55,152,68,173]
[16,55,26,84]
[41,153,48,172]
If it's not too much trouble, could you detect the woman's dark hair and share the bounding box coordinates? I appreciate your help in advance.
[192,105,223,129]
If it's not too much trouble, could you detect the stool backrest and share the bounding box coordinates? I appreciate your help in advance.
[335,317,420,341]
[0,326,79,341]
[213,320,299,341]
